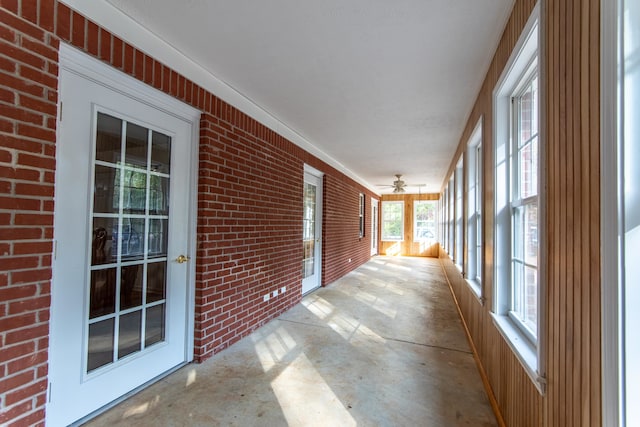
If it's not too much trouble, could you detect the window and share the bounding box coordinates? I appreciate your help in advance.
[492,6,543,391]
[358,193,365,238]
[447,176,454,256]
[454,158,464,268]
[381,201,403,241]
[414,200,437,241]
[465,119,483,297]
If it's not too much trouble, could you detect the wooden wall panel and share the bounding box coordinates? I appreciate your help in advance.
[439,0,601,426]
[379,193,439,257]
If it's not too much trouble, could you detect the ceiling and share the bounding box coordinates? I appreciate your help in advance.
[103,0,514,194]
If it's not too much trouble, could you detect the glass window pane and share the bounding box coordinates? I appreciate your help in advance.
[125,122,148,169]
[151,131,171,174]
[149,175,169,215]
[122,169,148,214]
[120,264,143,310]
[91,217,118,265]
[147,261,166,303]
[145,304,165,347]
[96,113,122,164]
[94,165,120,214]
[89,268,116,319]
[118,310,142,359]
[148,219,168,258]
[118,218,145,261]
[524,265,538,336]
[87,318,114,372]
[524,203,538,266]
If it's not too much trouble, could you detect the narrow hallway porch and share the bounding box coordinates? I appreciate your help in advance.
[84,256,496,427]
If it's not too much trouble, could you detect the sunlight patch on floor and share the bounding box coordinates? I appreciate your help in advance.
[121,395,160,419]
[302,295,335,320]
[252,326,297,372]
[271,353,356,427]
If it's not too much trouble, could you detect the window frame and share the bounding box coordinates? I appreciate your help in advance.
[381,201,404,242]
[465,118,483,300]
[491,3,545,394]
[358,193,365,238]
[413,200,437,242]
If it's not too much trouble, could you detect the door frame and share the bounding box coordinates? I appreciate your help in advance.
[302,164,324,294]
[371,198,379,256]
[50,43,200,421]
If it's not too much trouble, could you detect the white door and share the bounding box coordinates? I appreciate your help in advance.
[371,198,379,255]
[48,46,198,426]
[301,168,323,294]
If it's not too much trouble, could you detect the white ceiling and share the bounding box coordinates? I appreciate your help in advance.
[103,0,514,194]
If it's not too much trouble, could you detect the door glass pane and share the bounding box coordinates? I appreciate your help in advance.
[89,268,116,318]
[87,112,171,373]
[94,165,120,214]
[151,131,171,174]
[120,264,143,310]
[95,112,122,164]
[145,304,165,347]
[118,310,142,359]
[87,318,114,371]
[146,261,166,303]
[302,183,316,279]
[125,122,148,169]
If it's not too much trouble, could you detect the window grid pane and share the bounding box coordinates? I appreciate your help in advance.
[381,201,403,241]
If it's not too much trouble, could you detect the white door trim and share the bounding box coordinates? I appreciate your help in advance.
[302,164,323,294]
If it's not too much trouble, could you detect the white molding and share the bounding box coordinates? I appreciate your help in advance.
[600,0,622,425]
[59,0,379,195]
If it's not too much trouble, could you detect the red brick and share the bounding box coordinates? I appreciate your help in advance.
[7,351,47,375]
[8,408,45,427]
[0,53,16,72]
[14,183,54,198]
[0,104,43,126]
[134,49,144,80]
[71,11,85,47]
[18,93,57,116]
[0,313,36,334]
[16,153,55,170]
[13,241,51,255]
[124,43,134,74]
[0,148,12,162]
[0,165,41,181]
[19,65,57,90]
[0,197,41,212]
[8,295,49,315]
[5,379,47,406]
[99,28,111,61]
[87,20,99,56]
[0,179,13,193]
[0,342,34,364]
[5,324,49,346]
[0,8,45,41]
[0,400,32,425]
[38,0,55,32]
[0,0,19,14]
[1,256,39,270]
[11,268,51,284]
[112,36,123,68]
[21,0,38,24]
[14,207,53,225]
[0,71,46,98]
[55,2,71,41]
[20,36,57,62]
[0,39,46,71]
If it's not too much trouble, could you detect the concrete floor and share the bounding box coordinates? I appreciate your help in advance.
[84,256,497,427]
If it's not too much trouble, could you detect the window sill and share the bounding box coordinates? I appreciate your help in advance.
[490,313,546,395]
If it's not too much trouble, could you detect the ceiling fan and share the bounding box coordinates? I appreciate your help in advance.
[391,174,407,193]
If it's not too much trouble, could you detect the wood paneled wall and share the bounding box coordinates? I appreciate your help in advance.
[439,0,601,426]
[379,193,439,257]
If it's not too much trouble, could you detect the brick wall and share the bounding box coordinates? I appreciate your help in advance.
[0,2,378,425]
[323,174,375,285]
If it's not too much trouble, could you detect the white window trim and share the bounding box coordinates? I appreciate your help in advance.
[413,200,437,242]
[492,2,546,394]
[454,157,464,271]
[358,193,365,238]
[465,118,483,303]
[381,201,404,242]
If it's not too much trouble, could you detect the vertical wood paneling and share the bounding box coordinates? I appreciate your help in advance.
[439,0,601,426]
